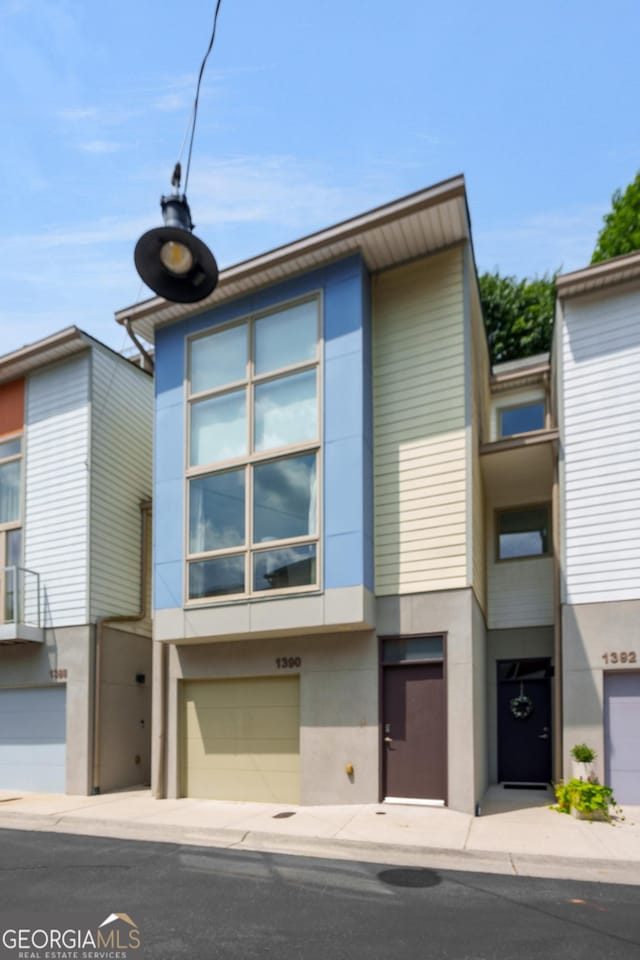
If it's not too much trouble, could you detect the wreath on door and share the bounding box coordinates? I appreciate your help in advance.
[510,682,533,720]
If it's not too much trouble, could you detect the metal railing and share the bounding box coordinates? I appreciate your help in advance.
[0,565,41,628]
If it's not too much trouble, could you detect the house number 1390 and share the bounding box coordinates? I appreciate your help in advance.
[276,657,301,669]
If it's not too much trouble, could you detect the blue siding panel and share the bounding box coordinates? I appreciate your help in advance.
[153,253,373,609]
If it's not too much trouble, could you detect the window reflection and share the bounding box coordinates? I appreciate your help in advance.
[254,454,316,543]
[253,545,317,592]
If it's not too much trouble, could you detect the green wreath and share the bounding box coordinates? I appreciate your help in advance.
[510,694,534,720]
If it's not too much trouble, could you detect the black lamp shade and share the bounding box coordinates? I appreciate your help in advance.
[134,225,219,304]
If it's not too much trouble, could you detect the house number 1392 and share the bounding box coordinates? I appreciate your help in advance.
[602,652,637,665]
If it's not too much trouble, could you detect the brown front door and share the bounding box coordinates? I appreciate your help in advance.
[383,663,446,801]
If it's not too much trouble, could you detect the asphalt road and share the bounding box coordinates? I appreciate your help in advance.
[0,829,639,959]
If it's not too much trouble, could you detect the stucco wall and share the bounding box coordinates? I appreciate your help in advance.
[0,624,93,794]
[98,625,152,792]
[162,630,379,804]
[562,598,640,783]
[377,587,480,815]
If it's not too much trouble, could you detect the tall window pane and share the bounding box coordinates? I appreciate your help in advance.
[189,556,245,599]
[0,460,20,524]
[190,390,246,466]
[253,544,316,592]
[189,470,245,553]
[254,370,317,452]
[190,324,247,394]
[255,301,317,374]
[254,454,316,543]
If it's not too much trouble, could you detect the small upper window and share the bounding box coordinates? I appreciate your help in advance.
[497,506,549,560]
[499,402,545,438]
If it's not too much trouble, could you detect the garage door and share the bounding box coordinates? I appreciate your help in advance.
[182,676,300,803]
[604,673,640,803]
[0,686,66,792]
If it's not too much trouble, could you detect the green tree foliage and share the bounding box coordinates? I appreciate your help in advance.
[592,171,640,263]
[478,271,556,364]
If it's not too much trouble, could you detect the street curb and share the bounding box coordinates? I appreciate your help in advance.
[1,811,639,884]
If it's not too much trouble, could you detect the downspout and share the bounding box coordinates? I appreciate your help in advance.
[124,318,154,374]
[551,440,563,783]
[92,501,151,794]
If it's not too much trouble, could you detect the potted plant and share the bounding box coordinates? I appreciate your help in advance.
[552,778,616,822]
[570,743,597,782]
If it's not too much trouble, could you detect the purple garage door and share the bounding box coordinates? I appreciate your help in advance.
[604,672,640,804]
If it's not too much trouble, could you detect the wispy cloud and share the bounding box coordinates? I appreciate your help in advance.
[59,106,99,121]
[475,203,608,278]
[190,154,389,231]
[154,92,190,113]
[78,139,122,155]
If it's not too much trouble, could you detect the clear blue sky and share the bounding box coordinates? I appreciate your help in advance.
[1,0,638,354]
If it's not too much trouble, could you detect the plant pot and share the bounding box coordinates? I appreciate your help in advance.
[572,760,595,782]
[570,806,608,821]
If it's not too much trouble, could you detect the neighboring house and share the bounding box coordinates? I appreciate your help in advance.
[114,176,638,814]
[556,253,640,804]
[0,327,153,794]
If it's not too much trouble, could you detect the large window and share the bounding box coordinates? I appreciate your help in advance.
[187,297,320,601]
[497,505,550,560]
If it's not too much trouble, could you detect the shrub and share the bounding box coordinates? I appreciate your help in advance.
[570,743,597,763]
[552,779,615,821]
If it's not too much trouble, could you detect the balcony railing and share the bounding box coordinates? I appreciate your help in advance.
[0,565,42,641]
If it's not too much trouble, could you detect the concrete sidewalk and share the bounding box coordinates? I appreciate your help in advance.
[0,784,638,885]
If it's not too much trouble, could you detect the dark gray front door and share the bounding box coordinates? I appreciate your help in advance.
[497,659,552,783]
[383,663,446,801]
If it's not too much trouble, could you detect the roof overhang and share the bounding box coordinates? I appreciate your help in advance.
[115,174,470,344]
[0,327,91,387]
[557,250,640,300]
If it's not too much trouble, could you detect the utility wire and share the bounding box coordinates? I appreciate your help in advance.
[181,0,224,196]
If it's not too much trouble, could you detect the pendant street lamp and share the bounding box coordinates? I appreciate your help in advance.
[134,184,219,304]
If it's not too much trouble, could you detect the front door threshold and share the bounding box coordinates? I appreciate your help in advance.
[384,796,445,807]
[502,782,549,790]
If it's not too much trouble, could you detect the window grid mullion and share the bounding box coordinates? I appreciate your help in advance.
[185,297,321,601]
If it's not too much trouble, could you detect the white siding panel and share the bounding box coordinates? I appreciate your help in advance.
[373,249,467,595]
[562,289,640,603]
[89,347,153,620]
[24,354,90,626]
[487,556,554,629]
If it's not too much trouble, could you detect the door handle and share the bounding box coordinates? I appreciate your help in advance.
[384,736,393,743]
[538,733,549,739]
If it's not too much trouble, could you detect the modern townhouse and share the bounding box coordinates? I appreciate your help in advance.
[0,327,153,795]
[555,252,640,803]
[116,175,638,814]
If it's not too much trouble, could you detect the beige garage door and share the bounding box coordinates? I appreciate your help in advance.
[181,676,300,803]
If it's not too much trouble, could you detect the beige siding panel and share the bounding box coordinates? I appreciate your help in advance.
[89,347,153,620]
[471,274,490,613]
[181,677,300,803]
[373,249,467,595]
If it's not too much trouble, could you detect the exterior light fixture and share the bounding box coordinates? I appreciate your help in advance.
[134,188,218,304]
